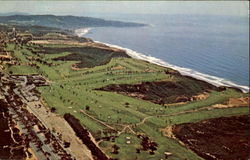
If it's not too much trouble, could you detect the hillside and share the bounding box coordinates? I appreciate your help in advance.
[0,14,147,29]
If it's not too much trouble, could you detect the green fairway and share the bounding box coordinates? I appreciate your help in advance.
[6,42,249,160]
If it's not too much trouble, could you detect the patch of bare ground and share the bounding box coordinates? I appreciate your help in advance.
[71,65,86,71]
[211,97,249,109]
[160,126,187,149]
[160,126,174,139]
[26,148,37,160]
[172,115,250,160]
[30,40,89,46]
[30,40,124,53]
[111,65,125,71]
[64,113,109,160]
[165,92,210,106]
[30,100,93,160]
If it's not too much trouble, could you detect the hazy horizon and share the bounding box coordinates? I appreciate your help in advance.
[0,1,249,18]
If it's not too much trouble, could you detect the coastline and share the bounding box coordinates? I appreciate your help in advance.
[74,28,249,93]
[2,24,248,160]
[74,28,92,37]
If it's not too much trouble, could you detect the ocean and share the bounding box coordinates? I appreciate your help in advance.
[77,14,249,92]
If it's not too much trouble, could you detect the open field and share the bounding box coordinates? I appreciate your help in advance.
[4,36,249,160]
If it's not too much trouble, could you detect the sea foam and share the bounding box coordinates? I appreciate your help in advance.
[96,41,249,93]
[75,28,92,37]
[75,29,249,93]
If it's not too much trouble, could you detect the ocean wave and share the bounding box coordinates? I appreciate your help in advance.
[75,28,92,37]
[94,41,249,93]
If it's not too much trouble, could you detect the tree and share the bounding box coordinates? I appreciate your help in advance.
[64,141,70,148]
[50,107,56,113]
[112,144,120,154]
[136,148,140,153]
[85,105,90,111]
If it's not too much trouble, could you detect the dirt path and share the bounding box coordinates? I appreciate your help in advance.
[79,110,137,136]
[117,125,136,136]
[80,109,116,131]
[28,101,93,160]
[81,97,249,139]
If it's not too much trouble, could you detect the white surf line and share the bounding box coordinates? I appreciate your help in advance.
[74,28,92,37]
[74,29,249,93]
[96,41,249,93]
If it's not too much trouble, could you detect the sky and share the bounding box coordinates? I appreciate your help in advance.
[0,1,249,17]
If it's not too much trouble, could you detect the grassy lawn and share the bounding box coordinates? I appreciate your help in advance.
[6,42,249,160]
[8,65,38,74]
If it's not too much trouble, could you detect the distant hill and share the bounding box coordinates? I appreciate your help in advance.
[0,12,29,16]
[0,14,147,29]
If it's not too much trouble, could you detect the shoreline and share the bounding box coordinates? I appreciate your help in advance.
[74,28,249,93]
[74,28,92,37]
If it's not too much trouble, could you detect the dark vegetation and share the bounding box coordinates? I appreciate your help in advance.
[98,72,224,104]
[0,100,26,160]
[173,115,250,160]
[0,15,147,29]
[35,45,130,68]
[64,113,109,160]
[139,135,158,155]
[111,144,120,154]
[0,24,66,37]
